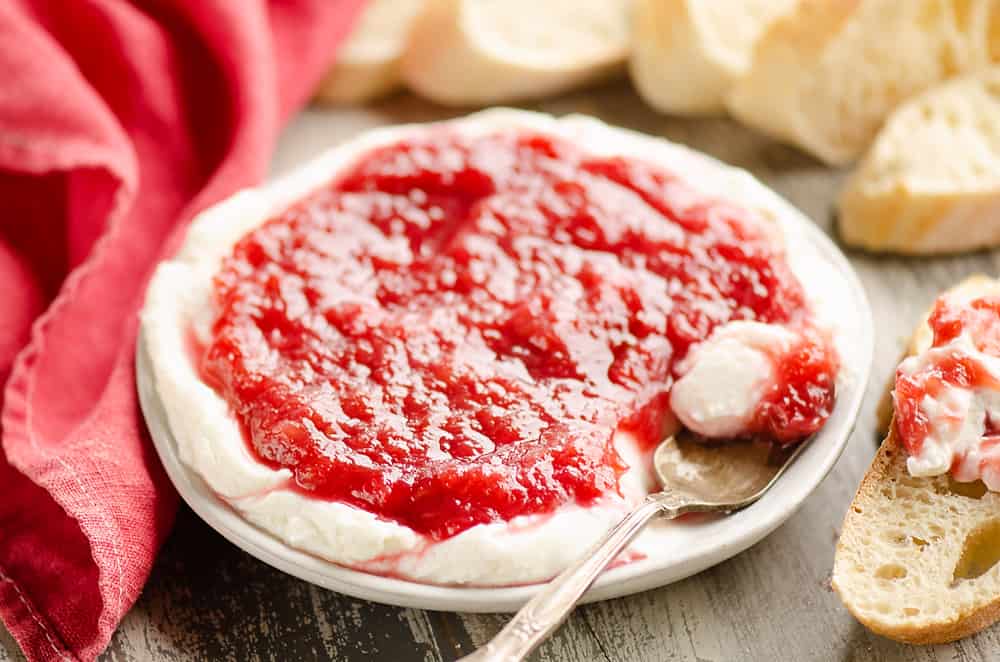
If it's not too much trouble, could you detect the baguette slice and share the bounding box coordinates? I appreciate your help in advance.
[629,0,797,116]
[400,0,629,106]
[726,0,991,165]
[839,68,1000,255]
[314,0,424,104]
[833,276,1000,644]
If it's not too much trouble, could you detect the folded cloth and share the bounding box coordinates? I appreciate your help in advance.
[0,1,366,659]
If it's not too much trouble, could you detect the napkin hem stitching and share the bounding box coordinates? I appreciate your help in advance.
[0,565,75,662]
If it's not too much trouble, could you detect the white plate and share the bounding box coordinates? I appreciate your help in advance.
[136,201,872,613]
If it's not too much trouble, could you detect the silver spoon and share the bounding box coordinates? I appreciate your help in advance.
[460,430,811,662]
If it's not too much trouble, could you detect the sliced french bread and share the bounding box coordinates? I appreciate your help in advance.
[629,0,797,116]
[726,0,994,165]
[839,68,1000,255]
[399,0,629,106]
[833,276,1000,645]
[315,0,424,104]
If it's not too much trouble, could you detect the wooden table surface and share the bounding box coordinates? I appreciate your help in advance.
[4,80,1000,662]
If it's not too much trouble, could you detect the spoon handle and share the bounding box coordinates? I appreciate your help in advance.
[459,493,694,662]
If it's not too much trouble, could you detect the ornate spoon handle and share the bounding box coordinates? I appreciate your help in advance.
[460,492,714,662]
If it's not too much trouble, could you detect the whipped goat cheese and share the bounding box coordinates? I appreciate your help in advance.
[141,109,852,585]
[670,321,797,439]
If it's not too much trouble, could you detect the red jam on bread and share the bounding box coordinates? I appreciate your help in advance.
[894,295,1000,488]
[199,130,838,539]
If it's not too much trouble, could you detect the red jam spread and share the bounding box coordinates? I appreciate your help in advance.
[201,130,837,539]
[895,296,1000,459]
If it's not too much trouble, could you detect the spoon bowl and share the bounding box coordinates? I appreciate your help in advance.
[654,433,809,507]
[463,430,812,662]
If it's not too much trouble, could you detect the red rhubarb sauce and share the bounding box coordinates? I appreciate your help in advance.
[200,129,837,539]
[895,296,1000,458]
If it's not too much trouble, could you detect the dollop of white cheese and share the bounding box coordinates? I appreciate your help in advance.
[899,333,1000,491]
[670,321,796,438]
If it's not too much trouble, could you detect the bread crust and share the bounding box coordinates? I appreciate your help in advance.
[629,0,795,116]
[400,0,627,106]
[630,0,721,115]
[313,0,423,105]
[758,0,859,58]
[725,0,861,164]
[833,274,1000,644]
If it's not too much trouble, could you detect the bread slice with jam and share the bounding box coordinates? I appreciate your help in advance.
[833,276,1000,643]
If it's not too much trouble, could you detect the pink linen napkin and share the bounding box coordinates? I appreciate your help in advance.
[0,1,366,659]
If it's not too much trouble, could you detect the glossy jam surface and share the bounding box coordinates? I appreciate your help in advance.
[895,297,1000,459]
[202,130,836,539]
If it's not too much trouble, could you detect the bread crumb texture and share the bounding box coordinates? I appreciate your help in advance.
[834,432,1000,643]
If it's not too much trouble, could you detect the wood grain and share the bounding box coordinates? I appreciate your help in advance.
[5,79,1000,662]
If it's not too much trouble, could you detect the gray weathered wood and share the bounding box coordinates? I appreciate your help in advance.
[0,623,24,662]
[4,79,1000,662]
